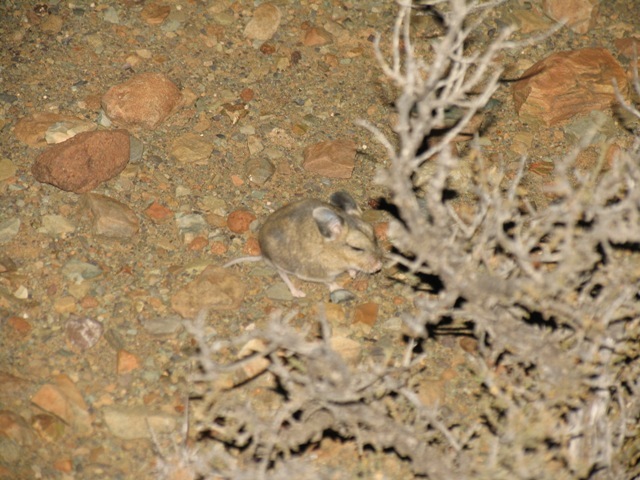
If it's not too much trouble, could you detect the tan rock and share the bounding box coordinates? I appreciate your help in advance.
[14,112,85,147]
[512,48,628,126]
[82,193,140,238]
[141,3,171,25]
[542,0,599,34]
[244,3,281,41]
[32,130,130,193]
[303,27,333,47]
[169,132,213,163]
[102,73,183,130]
[303,138,357,178]
[171,265,246,317]
[31,375,92,436]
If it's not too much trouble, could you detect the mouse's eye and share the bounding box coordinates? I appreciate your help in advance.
[349,245,365,252]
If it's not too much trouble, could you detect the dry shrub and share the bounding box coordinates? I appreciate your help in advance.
[171,1,640,478]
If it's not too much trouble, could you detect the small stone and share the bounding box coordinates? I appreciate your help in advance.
[170,133,213,163]
[102,406,177,440]
[102,73,183,130]
[65,316,104,351]
[53,458,73,473]
[171,265,246,317]
[144,201,173,222]
[330,289,356,303]
[117,350,140,374]
[513,48,628,126]
[227,209,256,234]
[31,414,65,443]
[0,218,20,244]
[245,157,275,185]
[61,259,103,282]
[542,0,599,34]
[142,316,183,336]
[244,3,281,41]
[353,302,379,326]
[32,129,130,193]
[303,27,333,47]
[614,36,640,59]
[40,14,64,34]
[141,3,171,25]
[0,158,16,181]
[239,88,254,102]
[44,119,97,144]
[39,214,75,236]
[14,113,84,147]
[7,317,32,337]
[82,193,139,238]
[303,138,357,178]
[31,375,92,436]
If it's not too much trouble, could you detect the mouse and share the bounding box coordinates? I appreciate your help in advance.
[224,191,383,298]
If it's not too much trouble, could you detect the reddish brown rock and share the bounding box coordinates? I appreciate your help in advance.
[303,138,357,178]
[32,130,130,193]
[227,209,256,234]
[542,0,599,34]
[31,375,92,436]
[513,48,628,126]
[102,73,183,130]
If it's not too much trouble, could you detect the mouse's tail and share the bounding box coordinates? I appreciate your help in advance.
[223,256,263,268]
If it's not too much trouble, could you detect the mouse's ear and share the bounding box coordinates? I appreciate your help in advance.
[312,207,344,240]
[329,191,361,216]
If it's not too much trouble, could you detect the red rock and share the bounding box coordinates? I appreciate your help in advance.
[353,302,379,327]
[227,209,256,233]
[542,0,599,34]
[32,129,130,193]
[145,201,173,221]
[303,138,357,178]
[243,236,261,256]
[102,73,183,130]
[513,48,628,126]
[7,316,32,336]
[53,458,73,473]
[117,350,140,374]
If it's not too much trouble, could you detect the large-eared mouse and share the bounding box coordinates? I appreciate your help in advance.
[224,191,383,298]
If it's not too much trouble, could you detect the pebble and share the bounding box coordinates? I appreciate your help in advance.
[32,129,131,193]
[44,119,97,144]
[31,375,93,436]
[227,209,256,234]
[303,138,357,178]
[39,214,76,236]
[265,283,295,301]
[170,133,214,163]
[0,218,21,244]
[141,3,171,25]
[14,112,86,147]
[142,315,183,336]
[244,3,281,41]
[0,158,16,182]
[353,302,379,326]
[65,315,104,351]
[541,0,599,34]
[330,289,356,304]
[303,26,333,47]
[61,259,103,282]
[175,213,207,236]
[170,265,246,317]
[102,73,183,130]
[562,110,618,145]
[117,350,141,374]
[82,193,140,238]
[102,406,177,440]
[512,48,628,126]
[245,157,275,185]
